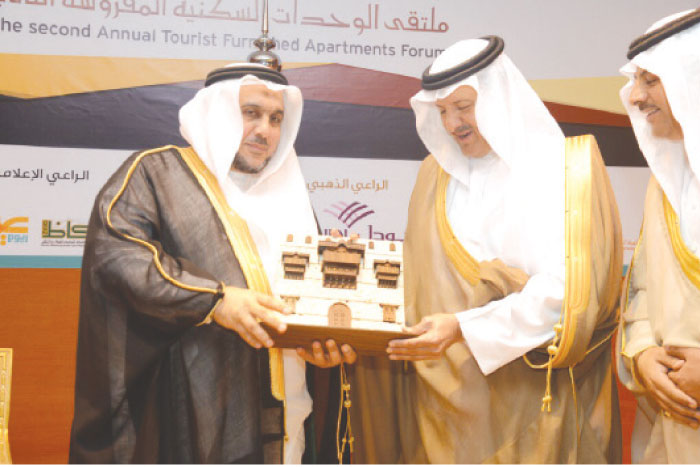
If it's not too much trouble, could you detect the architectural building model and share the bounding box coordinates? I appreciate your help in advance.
[276,235,404,332]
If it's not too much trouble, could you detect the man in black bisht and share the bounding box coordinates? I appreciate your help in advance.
[68,61,355,463]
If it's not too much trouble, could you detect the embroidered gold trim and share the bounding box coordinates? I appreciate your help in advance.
[663,193,700,290]
[105,145,221,297]
[585,327,617,357]
[556,135,593,364]
[435,167,480,285]
[106,146,287,436]
[522,135,594,412]
[196,295,224,327]
[0,348,12,464]
[523,135,593,371]
[177,147,286,403]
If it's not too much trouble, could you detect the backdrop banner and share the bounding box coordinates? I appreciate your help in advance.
[2,0,697,267]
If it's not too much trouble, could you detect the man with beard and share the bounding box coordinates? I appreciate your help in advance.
[68,62,355,463]
[615,8,700,464]
[350,37,623,463]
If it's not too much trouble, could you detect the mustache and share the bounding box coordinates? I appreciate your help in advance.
[246,135,268,146]
[636,102,656,113]
[453,124,473,134]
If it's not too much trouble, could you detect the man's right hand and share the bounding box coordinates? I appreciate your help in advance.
[635,346,700,427]
[213,286,292,349]
[386,313,463,361]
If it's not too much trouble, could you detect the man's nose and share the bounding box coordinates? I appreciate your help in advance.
[445,111,462,133]
[629,82,646,108]
[253,118,271,139]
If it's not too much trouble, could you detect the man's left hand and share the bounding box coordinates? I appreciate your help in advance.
[297,340,357,368]
[666,346,700,404]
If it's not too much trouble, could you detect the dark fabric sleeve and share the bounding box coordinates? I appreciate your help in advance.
[85,153,222,335]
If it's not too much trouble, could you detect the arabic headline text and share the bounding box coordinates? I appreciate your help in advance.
[1,1,451,35]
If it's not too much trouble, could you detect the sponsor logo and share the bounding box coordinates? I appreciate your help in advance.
[321,201,403,241]
[323,201,375,228]
[41,219,87,247]
[0,216,29,246]
[322,225,403,241]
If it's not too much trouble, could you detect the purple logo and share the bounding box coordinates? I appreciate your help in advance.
[323,201,375,228]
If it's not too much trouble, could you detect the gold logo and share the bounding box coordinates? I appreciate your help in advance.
[0,217,29,246]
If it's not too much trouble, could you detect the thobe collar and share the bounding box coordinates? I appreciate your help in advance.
[229,168,260,192]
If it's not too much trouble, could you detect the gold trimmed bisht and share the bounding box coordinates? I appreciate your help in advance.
[105,145,288,439]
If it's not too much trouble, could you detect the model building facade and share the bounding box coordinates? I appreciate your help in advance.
[276,235,404,331]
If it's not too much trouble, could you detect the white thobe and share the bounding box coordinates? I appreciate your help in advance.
[446,152,564,375]
[680,156,700,254]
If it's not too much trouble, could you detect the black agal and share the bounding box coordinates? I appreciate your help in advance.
[421,35,504,91]
[205,65,288,87]
[628,8,700,59]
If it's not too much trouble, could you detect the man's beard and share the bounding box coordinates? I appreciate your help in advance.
[232,153,272,174]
